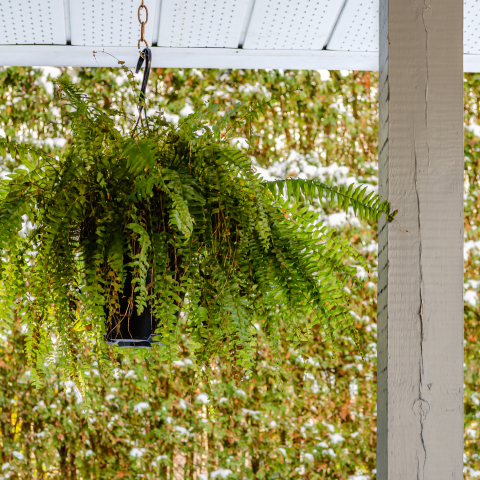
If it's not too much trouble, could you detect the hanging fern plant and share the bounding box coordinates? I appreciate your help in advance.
[0,78,393,387]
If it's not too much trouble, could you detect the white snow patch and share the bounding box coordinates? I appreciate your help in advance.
[349,380,359,397]
[210,469,233,479]
[64,380,83,404]
[466,122,480,137]
[307,357,319,367]
[133,402,150,413]
[465,467,480,478]
[323,422,335,433]
[41,138,67,148]
[317,69,331,81]
[238,83,270,96]
[174,426,194,437]
[230,137,249,150]
[163,112,180,127]
[180,104,194,117]
[356,265,368,280]
[241,408,261,419]
[130,448,145,458]
[326,211,361,228]
[196,393,209,404]
[464,240,480,260]
[466,279,480,290]
[33,400,46,411]
[465,290,478,307]
[329,433,345,444]
[38,67,62,94]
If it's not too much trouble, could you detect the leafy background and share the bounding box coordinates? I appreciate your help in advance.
[0,66,478,479]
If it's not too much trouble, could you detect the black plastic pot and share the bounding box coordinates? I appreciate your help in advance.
[104,266,161,348]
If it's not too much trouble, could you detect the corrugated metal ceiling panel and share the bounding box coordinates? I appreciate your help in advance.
[157,0,250,48]
[0,0,480,71]
[243,0,344,50]
[465,0,480,54]
[70,0,157,47]
[328,0,378,52]
[0,0,66,45]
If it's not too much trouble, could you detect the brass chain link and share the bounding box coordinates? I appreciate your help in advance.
[138,0,149,56]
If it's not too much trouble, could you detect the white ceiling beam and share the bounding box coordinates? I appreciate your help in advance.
[2,45,480,72]
[0,45,378,70]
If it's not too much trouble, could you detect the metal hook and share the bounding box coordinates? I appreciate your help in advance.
[135,47,152,127]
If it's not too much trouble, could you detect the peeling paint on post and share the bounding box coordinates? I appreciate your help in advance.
[377,1,464,479]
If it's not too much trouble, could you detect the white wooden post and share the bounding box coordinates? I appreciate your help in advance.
[377,0,464,479]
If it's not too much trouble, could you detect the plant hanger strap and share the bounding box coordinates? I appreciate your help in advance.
[135,47,152,124]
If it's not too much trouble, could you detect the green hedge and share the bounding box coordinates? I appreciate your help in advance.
[0,66,478,479]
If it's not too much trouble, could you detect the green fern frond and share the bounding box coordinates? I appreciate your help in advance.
[264,178,395,223]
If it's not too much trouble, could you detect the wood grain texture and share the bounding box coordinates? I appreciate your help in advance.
[377,1,464,479]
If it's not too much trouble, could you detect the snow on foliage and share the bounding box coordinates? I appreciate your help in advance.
[129,448,145,458]
[196,393,209,404]
[133,402,150,413]
[210,469,233,479]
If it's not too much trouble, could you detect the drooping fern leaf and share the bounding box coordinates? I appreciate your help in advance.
[264,179,396,223]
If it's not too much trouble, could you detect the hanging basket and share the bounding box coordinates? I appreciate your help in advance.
[104,265,161,348]
[0,76,394,375]
[103,251,184,349]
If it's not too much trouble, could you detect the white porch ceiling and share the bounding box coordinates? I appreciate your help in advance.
[0,0,479,71]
